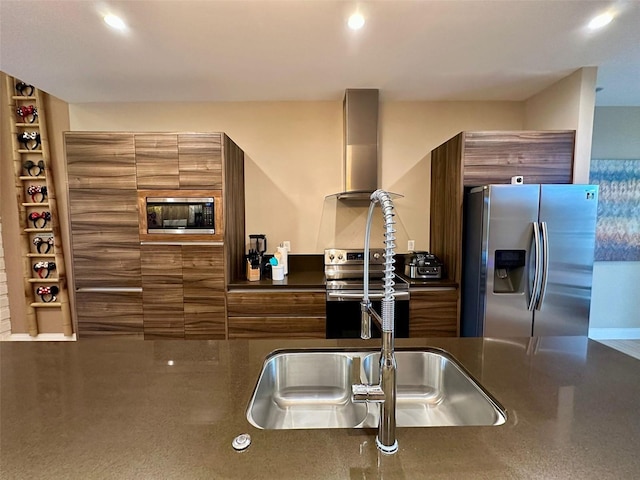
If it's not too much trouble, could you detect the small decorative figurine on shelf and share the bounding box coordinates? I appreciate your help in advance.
[33,261,56,279]
[33,235,54,254]
[16,105,38,123]
[28,211,51,229]
[36,285,59,303]
[15,81,34,96]
[23,159,45,177]
[27,185,48,203]
[18,131,41,150]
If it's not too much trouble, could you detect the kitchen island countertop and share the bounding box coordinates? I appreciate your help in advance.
[1,336,639,479]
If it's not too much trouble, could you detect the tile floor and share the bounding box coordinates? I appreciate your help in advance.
[596,339,640,361]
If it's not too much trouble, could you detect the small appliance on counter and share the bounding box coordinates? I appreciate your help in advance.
[246,234,267,281]
[404,251,443,279]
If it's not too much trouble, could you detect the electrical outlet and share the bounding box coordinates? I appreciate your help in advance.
[408,240,415,251]
[283,241,291,251]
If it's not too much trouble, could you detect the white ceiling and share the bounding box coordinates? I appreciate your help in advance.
[1,0,639,106]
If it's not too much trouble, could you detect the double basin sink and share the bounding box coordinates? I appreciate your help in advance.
[247,347,506,430]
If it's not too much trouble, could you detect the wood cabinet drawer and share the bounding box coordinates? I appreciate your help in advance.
[228,316,325,339]
[409,288,458,337]
[227,291,326,316]
[184,295,226,340]
[75,290,143,336]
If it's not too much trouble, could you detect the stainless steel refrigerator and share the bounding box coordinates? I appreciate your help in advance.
[461,184,598,337]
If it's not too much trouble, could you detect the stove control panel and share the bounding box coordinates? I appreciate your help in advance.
[324,249,386,266]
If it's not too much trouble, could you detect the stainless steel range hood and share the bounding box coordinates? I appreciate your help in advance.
[334,89,380,201]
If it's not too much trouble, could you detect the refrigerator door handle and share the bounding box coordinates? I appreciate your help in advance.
[528,221,542,311]
[536,221,550,310]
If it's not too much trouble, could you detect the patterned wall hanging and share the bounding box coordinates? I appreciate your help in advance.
[589,159,640,261]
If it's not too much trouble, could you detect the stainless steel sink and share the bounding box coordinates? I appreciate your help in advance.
[246,351,368,429]
[362,350,506,427]
[246,348,506,430]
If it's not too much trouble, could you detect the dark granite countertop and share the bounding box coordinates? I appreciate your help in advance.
[2,336,639,479]
[228,254,457,290]
[397,274,459,289]
[228,268,326,290]
[229,254,325,289]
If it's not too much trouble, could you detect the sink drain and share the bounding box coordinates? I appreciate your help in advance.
[232,433,251,451]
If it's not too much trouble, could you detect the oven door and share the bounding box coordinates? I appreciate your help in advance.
[325,290,410,339]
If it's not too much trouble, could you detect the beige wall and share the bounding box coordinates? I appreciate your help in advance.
[0,72,24,333]
[69,101,524,253]
[591,107,640,159]
[524,67,598,184]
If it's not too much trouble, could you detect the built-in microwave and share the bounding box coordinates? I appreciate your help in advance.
[137,190,223,241]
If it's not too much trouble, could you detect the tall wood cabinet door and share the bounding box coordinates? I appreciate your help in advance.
[135,134,180,189]
[68,188,141,289]
[409,288,458,337]
[178,133,223,189]
[182,245,226,339]
[141,245,184,339]
[66,133,143,337]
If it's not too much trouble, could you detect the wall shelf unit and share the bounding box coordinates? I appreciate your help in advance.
[4,76,73,337]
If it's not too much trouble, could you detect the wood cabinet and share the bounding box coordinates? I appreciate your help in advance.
[182,245,226,339]
[67,189,141,289]
[141,245,184,338]
[66,133,143,336]
[135,133,223,189]
[409,287,458,337]
[141,244,226,340]
[74,290,143,336]
[66,132,246,339]
[460,131,575,186]
[135,132,246,285]
[226,290,326,339]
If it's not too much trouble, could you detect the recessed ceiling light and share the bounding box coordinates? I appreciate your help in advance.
[588,12,613,30]
[348,12,365,30]
[104,14,126,30]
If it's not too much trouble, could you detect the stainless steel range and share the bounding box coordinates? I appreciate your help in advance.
[324,248,410,338]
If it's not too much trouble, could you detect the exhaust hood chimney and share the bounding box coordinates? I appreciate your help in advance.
[336,89,379,200]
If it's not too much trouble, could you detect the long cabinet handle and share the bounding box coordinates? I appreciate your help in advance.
[327,291,410,300]
[536,221,550,310]
[528,222,542,312]
[76,287,143,293]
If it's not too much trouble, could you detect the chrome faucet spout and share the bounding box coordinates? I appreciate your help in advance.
[352,189,399,455]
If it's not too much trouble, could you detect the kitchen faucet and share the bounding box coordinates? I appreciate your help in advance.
[352,189,399,454]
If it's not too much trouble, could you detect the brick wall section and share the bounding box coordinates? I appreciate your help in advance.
[0,215,11,337]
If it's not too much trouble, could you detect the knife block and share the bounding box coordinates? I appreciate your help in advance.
[246,259,261,281]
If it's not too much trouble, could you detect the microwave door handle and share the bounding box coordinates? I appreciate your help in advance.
[528,222,543,312]
[535,221,550,310]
